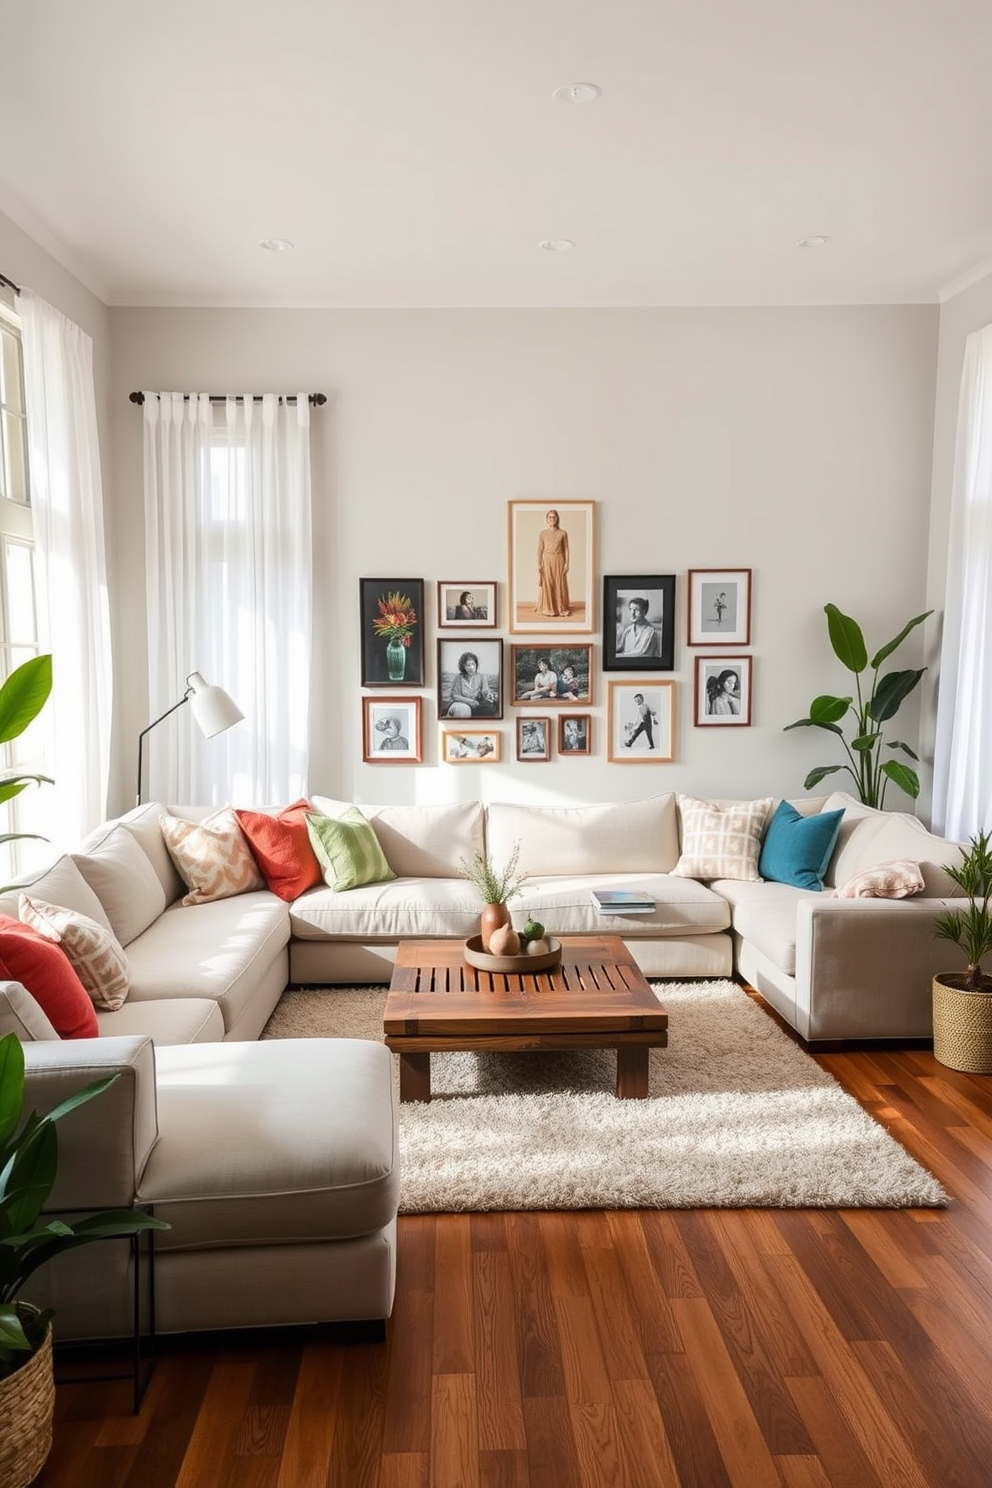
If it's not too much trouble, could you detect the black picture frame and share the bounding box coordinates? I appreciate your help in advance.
[359,579,426,687]
[603,575,676,671]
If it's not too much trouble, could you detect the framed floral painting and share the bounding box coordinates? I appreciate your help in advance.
[359,579,425,686]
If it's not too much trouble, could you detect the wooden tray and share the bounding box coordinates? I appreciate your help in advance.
[463,935,562,974]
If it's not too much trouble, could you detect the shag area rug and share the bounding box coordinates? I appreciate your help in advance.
[262,981,946,1213]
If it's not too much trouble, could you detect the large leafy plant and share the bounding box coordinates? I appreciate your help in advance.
[0,1032,170,1377]
[0,652,54,875]
[785,604,933,808]
[934,831,992,993]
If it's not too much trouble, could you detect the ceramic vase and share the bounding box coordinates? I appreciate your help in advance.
[480,902,511,951]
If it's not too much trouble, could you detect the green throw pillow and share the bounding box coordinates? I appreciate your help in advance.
[305,809,396,892]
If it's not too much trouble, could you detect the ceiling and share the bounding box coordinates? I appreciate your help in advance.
[3,1,992,309]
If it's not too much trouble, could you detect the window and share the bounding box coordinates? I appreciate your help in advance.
[0,299,44,880]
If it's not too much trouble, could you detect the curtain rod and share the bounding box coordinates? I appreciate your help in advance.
[0,271,21,294]
[129,391,326,406]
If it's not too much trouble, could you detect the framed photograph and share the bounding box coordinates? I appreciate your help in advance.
[362,696,423,762]
[437,581,497,629]
[508,500,596,633]
[694,656,752,726]
[437,638,503,720]
[687,568,752,646]
[558,713,591,755]
[510,644,593,705]
[607,681,675,762]
[360,579,426,686]
[517,716,551,761]
[441,729,501,763]
[603,575,676,671]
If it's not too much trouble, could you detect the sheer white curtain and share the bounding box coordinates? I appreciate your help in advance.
[142,393,312,805]
[19,290,113,841]
[932,323,992,839]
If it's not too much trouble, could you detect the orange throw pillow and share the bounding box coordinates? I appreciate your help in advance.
[235,799,322,902]
[0,914,99,1038]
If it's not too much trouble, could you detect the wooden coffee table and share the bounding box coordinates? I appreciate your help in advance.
[384,935,668,1102]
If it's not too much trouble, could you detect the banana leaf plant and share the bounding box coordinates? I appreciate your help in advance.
[0,1032,170,1377]
[0,652,54,873]
[784,603,933,808]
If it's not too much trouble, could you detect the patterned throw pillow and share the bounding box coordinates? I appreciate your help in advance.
[159,808,265,906]
[306,809,397,891]
[672,795,775,882]
[18,895,130,1011]
[835,859,926,899]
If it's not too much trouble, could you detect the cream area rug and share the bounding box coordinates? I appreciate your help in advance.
[262,981,946,1213]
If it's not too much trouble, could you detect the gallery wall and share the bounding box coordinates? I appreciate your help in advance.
[107,304,940,818]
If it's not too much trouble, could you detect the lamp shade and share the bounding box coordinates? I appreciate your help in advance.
[186,671,244,738]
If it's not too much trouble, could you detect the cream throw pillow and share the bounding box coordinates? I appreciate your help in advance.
[834,859,926,899]
[160,809,265,906]
[673,795,775,882]
[19,894,130,1011]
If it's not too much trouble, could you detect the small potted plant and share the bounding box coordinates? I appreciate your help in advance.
[459,840,528,950]
[0,1033,170,1488]
[932,830,992,1071]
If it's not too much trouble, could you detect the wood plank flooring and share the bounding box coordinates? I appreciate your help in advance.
[33,996,992,1488]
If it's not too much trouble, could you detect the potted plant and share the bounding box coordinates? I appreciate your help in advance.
[0,1033,169,1487]
[460,841,528,950]
[0,654,55,886]
[784,603,933,807]
[931,830,992,1072]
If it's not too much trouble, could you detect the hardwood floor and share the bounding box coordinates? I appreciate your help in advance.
[34,1000,992,1488]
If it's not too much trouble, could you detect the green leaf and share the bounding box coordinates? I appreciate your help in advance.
[879,759,921,799]
[870,669,926,723]
[1,1123,57,1234]
[869,610,933,670]
[784,718,846,737]
[803,765,845,788]
[851,732,880,752]
[886,739,920,761]
[0,655,52,746]
[809,694,852,725]
[825,604,868,674]
[0,1037,24,1149]
[0,775,52,807]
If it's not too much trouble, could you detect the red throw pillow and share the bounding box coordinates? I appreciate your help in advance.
[235,799,322,902]
[0,914,99,1038]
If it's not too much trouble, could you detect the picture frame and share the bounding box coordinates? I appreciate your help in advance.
[508,500,596,633]
[603,575,676,671]
[516,716,551,761]
[558,713,591,756]
[607,681,675,762]
[441,729,501,763]
[510,644,593,705]
[437,638,503,720]
[694,656,752,726]
[436,581,497,629]
[687,568,752,646]
[359,579,426,686]
[362,696,423,763]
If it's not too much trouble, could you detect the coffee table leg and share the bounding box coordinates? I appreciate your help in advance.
[615,1046,649,1099]
[399,1052,432,1103]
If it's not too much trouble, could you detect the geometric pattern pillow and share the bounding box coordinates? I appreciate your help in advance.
[672,795,775,882]
[18,894,130,1011]
[159,808,265,906]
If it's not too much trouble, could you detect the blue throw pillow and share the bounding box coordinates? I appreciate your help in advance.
[758,801,844,891]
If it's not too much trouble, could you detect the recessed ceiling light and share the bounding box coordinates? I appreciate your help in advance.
[553,82,600,104]
[260,238,294,252]
[797,235,830,249]
[539,239,575,253]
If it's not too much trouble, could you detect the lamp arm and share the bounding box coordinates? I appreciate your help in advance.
[136,692,191,805]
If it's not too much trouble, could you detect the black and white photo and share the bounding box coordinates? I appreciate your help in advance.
[694,655,752,726]
[603,575,676,670]
[437,638,503,719]
[607,681,675,762]
[688,568,752,646]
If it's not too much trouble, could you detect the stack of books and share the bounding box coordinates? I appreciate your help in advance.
[590,889,656,914]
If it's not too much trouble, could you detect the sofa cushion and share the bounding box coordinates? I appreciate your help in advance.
[673,796,774,882]
[0,981,61,1040]
[758,801,844,891]
[235,799,323,902]
[19,895,130,1011]
[822,792,964,892]
[72,824,167,946]
[713,879,816,976]
[485,795,680,876]
[311,797,485,878]
[0,854,114,931]
[140,1038,399,1249]
[116,801,186,904]
[96,997,226,1044]
[834,859,926,899]
[0,917,99,1037]
[306,809,397,891]
[160,808,265,906]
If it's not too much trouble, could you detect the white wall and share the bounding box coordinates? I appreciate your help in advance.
[107,305,939,817]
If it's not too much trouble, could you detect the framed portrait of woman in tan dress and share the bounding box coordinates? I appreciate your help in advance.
[507,501,596,634]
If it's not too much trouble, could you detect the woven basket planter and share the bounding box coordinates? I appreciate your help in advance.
[932,974,992,1073]
[0,1308,54,1488]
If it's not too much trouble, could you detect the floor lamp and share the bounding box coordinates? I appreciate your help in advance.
[136,671,244,805]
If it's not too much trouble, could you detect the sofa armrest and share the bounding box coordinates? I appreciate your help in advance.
[22,1035,160,1209]
[795,896,957,1042]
